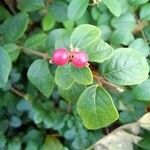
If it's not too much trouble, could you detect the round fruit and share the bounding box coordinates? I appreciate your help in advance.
[51,48,69,66]
[71,51,88,68]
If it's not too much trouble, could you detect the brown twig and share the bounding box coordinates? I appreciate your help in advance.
[11,87,26,98]
[92,71,124,92]
[19,46,51,60]
[11,86,31,101]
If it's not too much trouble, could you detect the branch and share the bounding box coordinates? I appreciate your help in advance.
[11,87,30,101]
[19,46,51,60]
[92,71,124,92]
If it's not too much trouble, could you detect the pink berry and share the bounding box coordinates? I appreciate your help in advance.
[71,51,88,68]
[51,48,69,66]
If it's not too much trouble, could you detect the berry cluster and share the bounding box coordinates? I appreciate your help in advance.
[50,48,89,68]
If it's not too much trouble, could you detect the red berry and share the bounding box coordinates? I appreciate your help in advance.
[71,51,88,68]
[51,48,69,66]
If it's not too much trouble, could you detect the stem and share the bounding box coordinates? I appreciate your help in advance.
[92,71,124,92]
[19,46,50,60]
[11,87,26,98]
[11,87,31,102]
[67,103,72,113]
[133,17,148,43]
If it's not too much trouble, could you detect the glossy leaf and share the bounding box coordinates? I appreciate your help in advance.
[88,40,113,63]
[0,12,29,42]
[17,0,45,12]
[102,0,121,17]
[103,48,149,85]
[58,82,85,102]
[24,32,47,50]
[70,66,93,85]
[77,85,119,129]
[0,46,12,88]
[70,24,101,51]
[133,79,150,101]
[55,65,74,90]
[49,1,68,22]
[68,0,89,20]
[3,44,20,61]
[27,59,54,97]
[42,13,55,31]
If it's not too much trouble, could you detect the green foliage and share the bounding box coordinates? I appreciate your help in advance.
[0,12,29,43]
[77,85,119,129]
[103,48,149,85]
[17,0,45,12]
[102,0,121,17]
[68,0,89,20]
[0,46,12,88]
[0,0,149,149]
[27,59,54,97]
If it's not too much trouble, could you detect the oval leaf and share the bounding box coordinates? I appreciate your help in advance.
[27,59,54,97]
[3,44,20,61]
[88,40,113,63]
[58,82,85,102]
[103,48,149,85]
[71,66,93,85]
[77,85,119,129]
[17,0,45,12]
[70,24,101,51]
[133,79,150,101]
[0,12,29,42]
[55,65,74,90]
[102,0,121,17]
[68,0,89,20]
[0,46,12,88]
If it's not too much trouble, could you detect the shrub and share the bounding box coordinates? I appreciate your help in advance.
[0,0,149,149]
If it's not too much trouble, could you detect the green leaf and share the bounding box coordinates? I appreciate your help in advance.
[17,0,45,12]
[27,59,54,97]
[103,48,149,85]
[49,1,68,22]
[0,5,10,21]
[133,79,150,101]
[99,25,112,41]
[102,0,121,17]
[68,0,89,20]
[129,38,149,57]
[3,44,20,61]
[0,132,6,148]
[44,137,64,150]
[45,29,65,52]
[0,46,12,88]
[76,10,90,25]
[88,40,113,63]
[42,13,55,31]
[70,24,100,51]
[140,3,150,21]
[111,29,134,45]
[55,30,72,49]
[55,65,74,90]
[58,82,85,102]
[24,32,47,50]
[0,12,29,43]
[7,138,21,150]
[111,12,136,31]
[71,66,93,85]
[77,85,119,129]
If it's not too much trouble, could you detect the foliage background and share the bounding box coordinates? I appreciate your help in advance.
[0,0,150,149]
